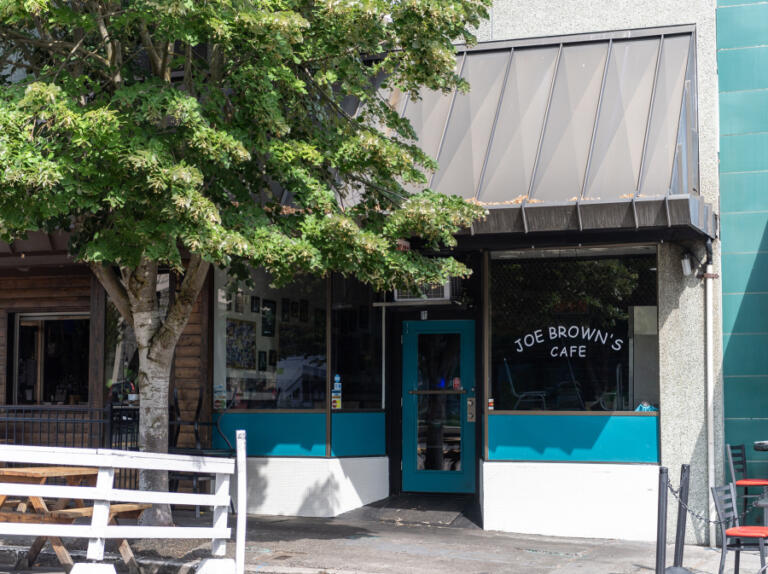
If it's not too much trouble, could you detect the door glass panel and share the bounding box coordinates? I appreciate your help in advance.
[416,333,462,471]
[417,334,461,391]
[417,394,462,471]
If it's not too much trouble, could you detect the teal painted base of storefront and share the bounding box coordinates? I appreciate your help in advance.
[488,413,659,463]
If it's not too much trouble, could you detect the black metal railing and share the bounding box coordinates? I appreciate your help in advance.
[0,403,140,487]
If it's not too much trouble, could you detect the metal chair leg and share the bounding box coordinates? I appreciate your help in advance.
[719,540,727,574]
[735,549,740,574]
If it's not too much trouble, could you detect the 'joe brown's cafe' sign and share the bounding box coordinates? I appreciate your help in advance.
[514,325,624,358]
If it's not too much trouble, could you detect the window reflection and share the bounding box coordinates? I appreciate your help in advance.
[217,270,326,410]
[331,277,382,410]
[490,254,658,411]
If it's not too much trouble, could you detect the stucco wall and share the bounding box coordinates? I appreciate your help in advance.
[481,0,722,544]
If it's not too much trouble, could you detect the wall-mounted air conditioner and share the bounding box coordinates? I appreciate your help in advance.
[394,281,452,302]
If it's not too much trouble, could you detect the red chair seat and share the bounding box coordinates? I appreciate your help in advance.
[736,478,768,487]
[726,526,768,538]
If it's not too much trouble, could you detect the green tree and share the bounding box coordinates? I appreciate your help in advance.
[0,0,489,523]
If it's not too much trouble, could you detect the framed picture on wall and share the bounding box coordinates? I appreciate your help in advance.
[258,350,267,371]
[262,300,276,336]
[250,296,260,313]
[281,298,290,322]
[300,300,308,322]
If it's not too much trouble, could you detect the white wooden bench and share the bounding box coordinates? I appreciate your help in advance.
[0,429,246,574]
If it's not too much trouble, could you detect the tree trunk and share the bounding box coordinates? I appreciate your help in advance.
[136,319,175,526]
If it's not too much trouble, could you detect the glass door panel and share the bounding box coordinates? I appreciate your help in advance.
[402,321,475,493]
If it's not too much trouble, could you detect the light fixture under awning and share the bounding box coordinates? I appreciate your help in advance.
[390,26,714,239]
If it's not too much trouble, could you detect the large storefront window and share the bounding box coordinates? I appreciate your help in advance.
[490,250,658,411]
[331,277,383,410]
[214,269,327,411]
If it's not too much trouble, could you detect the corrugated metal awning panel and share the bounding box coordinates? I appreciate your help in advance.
[397,29,699,207]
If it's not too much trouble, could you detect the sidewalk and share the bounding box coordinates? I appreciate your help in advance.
[0,509,761,573]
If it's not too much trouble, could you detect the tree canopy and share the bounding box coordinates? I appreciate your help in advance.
[0,0,489,292]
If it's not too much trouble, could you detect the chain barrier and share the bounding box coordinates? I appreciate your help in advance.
[665,478,764,526]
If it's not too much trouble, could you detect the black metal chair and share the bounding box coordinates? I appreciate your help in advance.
[712,482,768,574]
[169,387,234,517]
[727,443,768,521]
[503,359,547,409]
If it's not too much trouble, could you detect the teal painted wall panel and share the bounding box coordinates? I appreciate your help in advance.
[720,212,768,252]
[725,419,768,461]
[720,133,768,173]
[487,414,659,463]
[725,377,768,418]
[723,333,768,376]
[719,1,768,495]
[721,90,768,135]
[721,172,768,214]
[215,412,327,456]
[722,253,768,293]
[719,48,768,92]
[723,293,768,333]
[719,0,767,7]
[331,412,386,457]
[718,4,768,50]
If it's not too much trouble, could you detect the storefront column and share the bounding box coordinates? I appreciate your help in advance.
[658,241,723,545]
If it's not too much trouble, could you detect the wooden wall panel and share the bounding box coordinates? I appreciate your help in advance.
[172,273,211,448]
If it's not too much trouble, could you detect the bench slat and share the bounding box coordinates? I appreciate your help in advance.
[0,445,235,474]
[0,483,228,507]
[0,523,231,539]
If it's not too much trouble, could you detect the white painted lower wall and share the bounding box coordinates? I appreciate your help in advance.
[236,456,389,518]
[481,460,658,541]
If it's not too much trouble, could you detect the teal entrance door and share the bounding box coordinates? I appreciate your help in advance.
[402,320,476,493]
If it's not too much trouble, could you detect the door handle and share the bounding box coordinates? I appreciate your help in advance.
[466,397,476,422]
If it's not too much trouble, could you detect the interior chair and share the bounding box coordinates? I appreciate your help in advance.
[712,482,768,574]
[727,443,768,521]
[503,359,547,409]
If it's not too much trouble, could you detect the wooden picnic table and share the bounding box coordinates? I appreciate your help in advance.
[0,466,148,573]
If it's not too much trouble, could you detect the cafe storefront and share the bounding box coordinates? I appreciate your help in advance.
[211,25,720,542]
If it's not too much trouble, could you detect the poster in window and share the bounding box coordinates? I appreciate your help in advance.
[226,319,257,369]
[291,300,299,318]
[262,300,276,336]
[250,296,260,313]
[281,299,291,322]
[268,349,277,366]
[258,350,267,371]
[300,300,309,322]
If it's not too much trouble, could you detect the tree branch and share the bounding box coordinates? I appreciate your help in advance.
[149,253,210,358]
[88,0,122,85]
[138,21,161,76]
[0,29,111,69]
[90,262,134,329]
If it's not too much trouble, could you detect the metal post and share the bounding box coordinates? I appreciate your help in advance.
[674,465,691,567]
[657,466,668,574]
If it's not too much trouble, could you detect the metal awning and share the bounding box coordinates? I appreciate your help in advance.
[383,26,715,239]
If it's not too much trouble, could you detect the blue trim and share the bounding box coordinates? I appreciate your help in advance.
[331,412,386,457]
[402,320,476,493]
[215,412,326,457]
[488,414,659,463]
